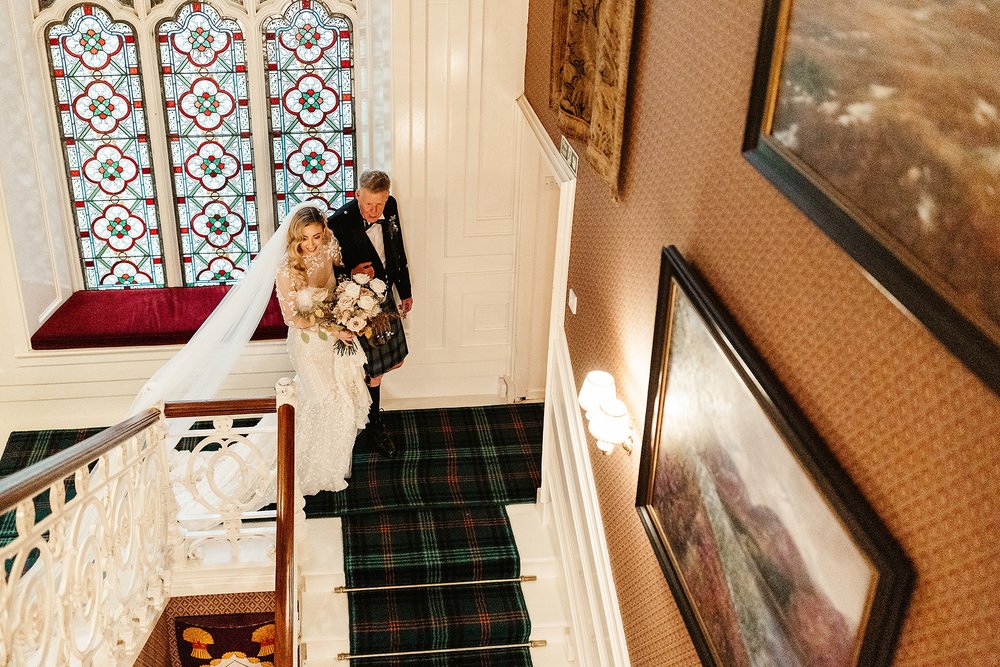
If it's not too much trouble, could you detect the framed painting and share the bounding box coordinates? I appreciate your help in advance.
[742,0,1000,395]
[636,246,914,666]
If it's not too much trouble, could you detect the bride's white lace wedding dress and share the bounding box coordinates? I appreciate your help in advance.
[276,238,371,494]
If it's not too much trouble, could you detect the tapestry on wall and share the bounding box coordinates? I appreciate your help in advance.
[174,613,275,667]
[550,0,636,197]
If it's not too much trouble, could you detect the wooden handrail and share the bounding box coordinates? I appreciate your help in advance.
[0,408,160,511]
[274,401,296,667]
[163,398,277,418]
[166,393,296,665]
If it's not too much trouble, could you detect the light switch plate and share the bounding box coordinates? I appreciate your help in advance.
[559,136,579,175]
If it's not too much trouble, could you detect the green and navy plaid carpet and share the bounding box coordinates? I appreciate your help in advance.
[337,403,543,662]
[305,403,544,517]
[350,647,533,666]
[343,506,521,589]
[0,427,104,549]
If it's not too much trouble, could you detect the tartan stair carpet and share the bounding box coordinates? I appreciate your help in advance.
[342,506,521,588]
[304,403,543,517]
[0,427,104,552]
[348,581,531,654]
[349,647,533,666]
[323,403,544,664]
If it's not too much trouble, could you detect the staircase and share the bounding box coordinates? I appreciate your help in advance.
[0,401,573,664]
[299,503,571,664]
[287,403,572,664]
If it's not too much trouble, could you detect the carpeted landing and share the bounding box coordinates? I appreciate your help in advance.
[304,403,543,517]
[1,403,546,663]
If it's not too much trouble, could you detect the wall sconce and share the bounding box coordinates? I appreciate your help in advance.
[578,371,616,421]
[578,371,634,456]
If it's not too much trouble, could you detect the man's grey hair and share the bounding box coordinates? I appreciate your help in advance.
[358,170,391,193]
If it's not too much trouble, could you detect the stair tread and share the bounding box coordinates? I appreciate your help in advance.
[302,404,544,517]
[348,581,531,654]
[343,506,520,588]
[348,646,533,666]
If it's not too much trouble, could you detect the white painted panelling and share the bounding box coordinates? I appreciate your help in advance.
[543,331,632,667]
[511,99,561,401]
[475,0,518,224]
[508,93,631,665]
[451,271,512,347]
[384,0,532,404]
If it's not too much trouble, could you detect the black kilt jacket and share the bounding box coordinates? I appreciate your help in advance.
[329,195,411,376]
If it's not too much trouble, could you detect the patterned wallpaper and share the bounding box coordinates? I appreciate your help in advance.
[135,591,275,667]
[526,1,1000,665]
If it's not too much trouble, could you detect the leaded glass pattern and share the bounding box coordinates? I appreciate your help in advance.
[159,2,259,286]
[265,0,356,220]
[47,5,164,289]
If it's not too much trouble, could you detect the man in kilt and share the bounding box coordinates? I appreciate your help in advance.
[329,170,412,456]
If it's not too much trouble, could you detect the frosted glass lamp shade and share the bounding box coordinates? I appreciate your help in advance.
[578,371,616,421]
[588,398,631,455]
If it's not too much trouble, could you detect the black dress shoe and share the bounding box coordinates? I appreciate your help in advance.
[368,420,397,457]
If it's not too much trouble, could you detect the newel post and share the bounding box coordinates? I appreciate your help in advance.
[274,378,297,667]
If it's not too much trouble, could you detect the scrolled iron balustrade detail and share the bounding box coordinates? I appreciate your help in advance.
[169,414,280,561]
[0,386,294,663]
[0,425,170,665]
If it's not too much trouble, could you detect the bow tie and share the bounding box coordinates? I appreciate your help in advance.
[363,220,381,231]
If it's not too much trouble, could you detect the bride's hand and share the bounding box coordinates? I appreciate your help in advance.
[336,330,355,342]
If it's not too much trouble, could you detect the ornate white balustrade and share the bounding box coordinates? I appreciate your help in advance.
[0,381,298,665]
[0,411,171,666]
[167,413,280,562]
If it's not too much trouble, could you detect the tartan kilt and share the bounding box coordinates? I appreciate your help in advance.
[360,298,408,378]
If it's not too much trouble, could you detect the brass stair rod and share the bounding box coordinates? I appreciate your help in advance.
[335,574,537,594]
[338,640,548,661]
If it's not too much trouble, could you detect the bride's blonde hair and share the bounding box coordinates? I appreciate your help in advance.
[284,206,330,278]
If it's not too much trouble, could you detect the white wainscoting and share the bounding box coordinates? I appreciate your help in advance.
[518,91,632,665]
[541,331,632,667]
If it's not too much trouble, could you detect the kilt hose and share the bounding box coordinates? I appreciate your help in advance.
[360,297,408,378]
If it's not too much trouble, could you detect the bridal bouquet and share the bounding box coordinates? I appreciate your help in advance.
[295,274,393,354]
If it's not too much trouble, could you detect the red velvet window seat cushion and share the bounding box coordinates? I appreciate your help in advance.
[30,285,286,350]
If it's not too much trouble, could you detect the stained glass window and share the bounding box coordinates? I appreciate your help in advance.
[47,5,164,289]
[159,2,259,286]
[264,0,356,220]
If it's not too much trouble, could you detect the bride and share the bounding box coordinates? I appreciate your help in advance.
[131,202,370,497]
[275,206,370,493]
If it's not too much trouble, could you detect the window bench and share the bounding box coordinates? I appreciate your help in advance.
[30,286,286,350]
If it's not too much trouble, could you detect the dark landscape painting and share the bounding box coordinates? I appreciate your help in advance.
[647,287,875,666]
[769,0,1000,339]
[639,248,913,666]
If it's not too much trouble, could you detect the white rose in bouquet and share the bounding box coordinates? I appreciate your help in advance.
[295,289,314,312]
[346,316,366,332]
[353,272,371,285]
[344,281,362,299]
[357,294,376,311]
[369,278,387,295]
[295,287,325,310]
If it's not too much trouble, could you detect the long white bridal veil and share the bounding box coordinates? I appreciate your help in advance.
[129,203,313,416]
